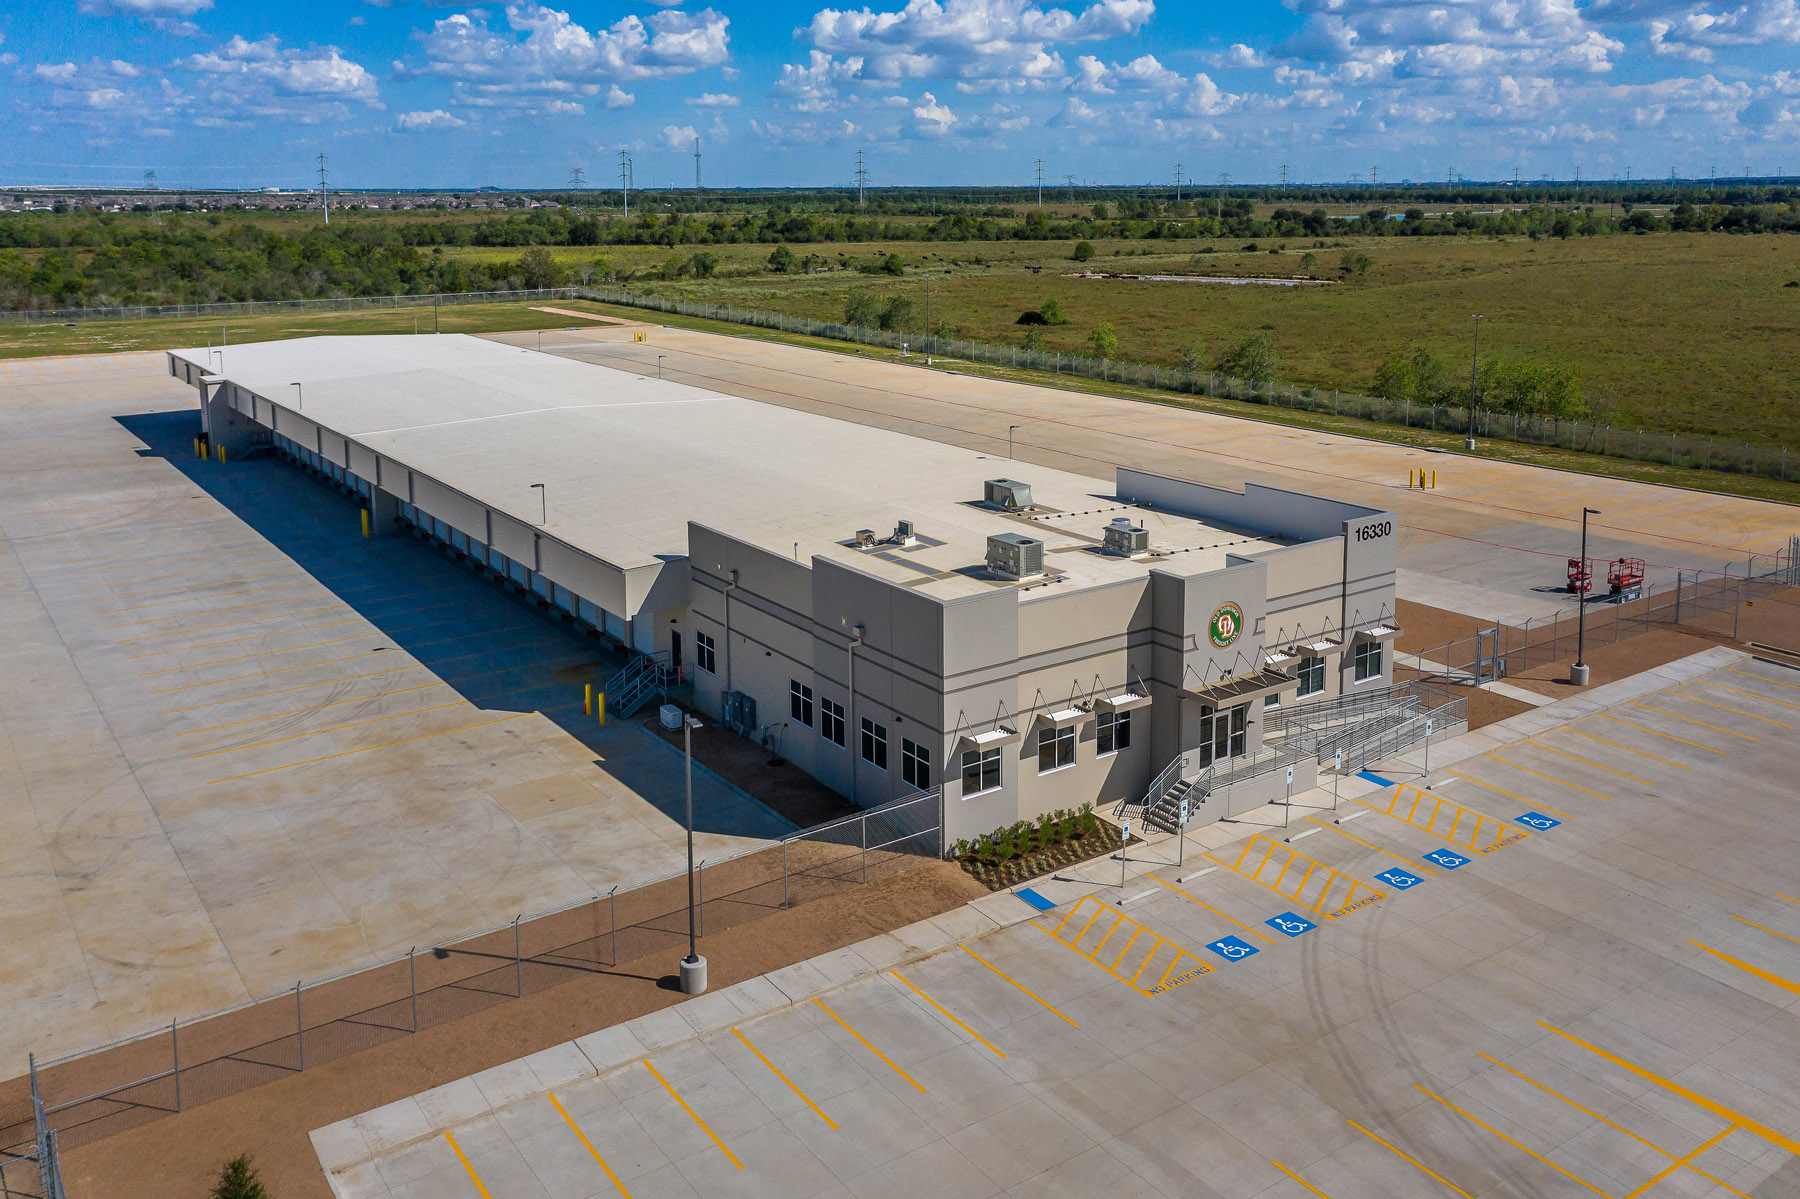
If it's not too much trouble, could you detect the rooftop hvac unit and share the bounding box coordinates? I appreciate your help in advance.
[983,478,1034,510]
[854,529,878,547]
[986,532,1045,579]
[1102,518,1149,556]
[894,519,915,544]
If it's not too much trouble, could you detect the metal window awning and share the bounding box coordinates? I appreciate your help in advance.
[1354,624,1401,642]
[1300,638,1342,653]
[1094,690,1153,713]
[1036,706,1092,730]
[1183,666,1295,705]
[956,725,1023,753]
[1264,650,1296,669]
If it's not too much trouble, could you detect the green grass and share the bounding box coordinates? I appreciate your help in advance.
[0,298,620,359]
[472,233,1800,448]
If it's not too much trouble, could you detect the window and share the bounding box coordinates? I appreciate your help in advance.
[1097,710,1131,755]
[1038,724,1076,773]
[902,739,931,789]
[961,748,1001,796]
[694,630,716,675]
[1197,704,1248,768]
[860,717,888,770]
[1297,655,1326,697]
[1354,640,1383,682]
[820,697,845,747]
[790,680,814,727]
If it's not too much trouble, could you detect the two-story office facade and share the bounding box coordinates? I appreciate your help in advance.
[170,334,1398,847]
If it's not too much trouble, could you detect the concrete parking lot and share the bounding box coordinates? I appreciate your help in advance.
[318,649,1800,1198]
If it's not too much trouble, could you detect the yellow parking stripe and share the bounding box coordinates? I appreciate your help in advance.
[1270,1160,1333,1198]
[1523,742,1653,785]
[813,998,925,1091]
[1632,703,1758,739]
[1442,770,1573,819]
[1668,693,1790,727]
[1306,816,1436,873]
[1346,1120,1472,1197]
[1593,714,1723,754]
[960,945,1079,1027]
[1729,916,1800,948]
[1414,1084,1609,1198]
[548,1093,634,1196]
[444,1132,493,1199]
[1150,875,1279,944]
[1703,680,1800,710]
[1563,728,1688,769]
[643,1060,742,1168]
[732,1029,837,1129]
[1687,940,1800,998]
[890,971,1005,1057]
[1486,755,1615,802]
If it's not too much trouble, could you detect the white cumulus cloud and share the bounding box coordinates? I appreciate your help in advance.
[395,108,466,130]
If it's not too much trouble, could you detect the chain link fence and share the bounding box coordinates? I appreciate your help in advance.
[575,286,1798,484]
[0,288,581,326]
[1404,539,1800,685]
[0,788,940,1166]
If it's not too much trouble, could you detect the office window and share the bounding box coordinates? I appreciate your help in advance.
[961,748,1001,796]
[1354,640,1383,682]
[1097,710,1132,755]
[860,717,888,770]
[902,739,931,789]
[820,697,845,747]
[1297,655,1326,697]
[1197,704,1248,768]
[790,680,814,727]
[694,630,716,675]
[1038,725,1076,774]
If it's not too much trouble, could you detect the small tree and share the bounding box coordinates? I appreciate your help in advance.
[1021,326,1046,351]
[1089,321,1119,360]
[877,294,913,331]
[1216,331,1276,382]
[1071,241,1095,262]
[1091,202,1110,219]
[689,251,719,279]
[844,290,880,327]
[1039,297,1067,325]
[213,1155,268,1199]
[767,244,798,273]
[1177,343,1207,374]
[513,246,568,289]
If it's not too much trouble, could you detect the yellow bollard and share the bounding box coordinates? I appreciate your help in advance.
[597,691,606,726]
[1408,468,1415,488]
[216,444,226,463]
[584,683,594,716]
[1430,469,1437,489]
[361,509,371,537]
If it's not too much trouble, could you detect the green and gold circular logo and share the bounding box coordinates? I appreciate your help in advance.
[1209,602,1243,648]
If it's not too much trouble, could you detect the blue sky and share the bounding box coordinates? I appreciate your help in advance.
[3,0,1797,189]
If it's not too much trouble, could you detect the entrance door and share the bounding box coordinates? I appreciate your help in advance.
[670,631,683,673]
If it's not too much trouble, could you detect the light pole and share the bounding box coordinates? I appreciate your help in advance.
[1570,507,1600,686]
[290,382,302,411]
[658,355,666,380]
[680,715,707,994]
[923,274,932,365]
[530,482,546,525]
[1008,424,1022,459]
[1466,314,1482,450]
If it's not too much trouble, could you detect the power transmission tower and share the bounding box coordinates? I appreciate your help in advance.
[1278,163,1288,190]
[618,149,632,216]
[694,138,702,191]
[1513,167,1520,187]
[144,169,157,189]
[1369,164,1378,187]
[317,152,330,225]
[1174,163,1183,201]
[1063,173,1076,204]
[1034,157,1044,207]
[567,166,585,189]
[854,149,868,207]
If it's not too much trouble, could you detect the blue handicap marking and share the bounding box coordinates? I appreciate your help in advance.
[1376,867,1425,890]
[1205,935,1261,962]
[1014,887,1057,911]
[1423,848,1471,870]
[1358,771,1396,788]
[1514,811,1562,830]
[1264,912,1317,938]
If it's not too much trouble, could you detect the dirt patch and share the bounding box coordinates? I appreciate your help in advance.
[1395,598,1494,656]
[641,712,859,828]
[58,859,987,1199]
[1503,628,1724,696]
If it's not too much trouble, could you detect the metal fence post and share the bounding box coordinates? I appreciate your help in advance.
[171,1019,181,1111]
[861,812,868,882]
[1735,576,1744,640]
[782,838,790,910]
[409,949,419,1032]
[514,916,523,997]
[608,886,618,966]
[1674,570,1682,624]
[697,862,705,937]
[295,983,305,1070]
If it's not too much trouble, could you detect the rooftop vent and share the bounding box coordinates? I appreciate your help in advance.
[1102,518,1149,557]
[986,532,1044,580]
[854,529,878,547]
[893,519,916,545]
[984,478,1034,511]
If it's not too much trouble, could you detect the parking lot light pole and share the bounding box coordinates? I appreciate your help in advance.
[658,355,666,379]
[681,715,707,994]
[1466,314,1482,451]
[1008,424,1022,459]
[1570,507,1600,686]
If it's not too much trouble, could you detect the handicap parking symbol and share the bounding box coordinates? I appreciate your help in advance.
[1205,935,1261,962]
[1513,812,1562,830]
[1423,848,1471,869]
[1264,912,1317,938]
[1376,867,1425,890]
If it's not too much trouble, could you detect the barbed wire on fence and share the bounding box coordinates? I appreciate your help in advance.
[573,286,1796,485]
[1,787,940,1165]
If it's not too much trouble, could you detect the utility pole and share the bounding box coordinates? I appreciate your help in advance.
[1570,508,1600,686]
[317,152,330,225]
[1467,314,1482,450]
[1034,157,1044,207]
[694,137,702,191]
[618,149,632,217]
[855,149,868,207]
[1174,163,1183,201]
[1279,163,1288,190]
[1369,164,1378,187]
[567,166,585,189]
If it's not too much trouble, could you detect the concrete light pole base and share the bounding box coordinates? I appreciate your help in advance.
[680,955,708,995]
[1569,663,1591,686]
[1465,438,1477,451]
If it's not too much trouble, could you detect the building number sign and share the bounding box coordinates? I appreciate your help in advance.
[1209,602,1243,648]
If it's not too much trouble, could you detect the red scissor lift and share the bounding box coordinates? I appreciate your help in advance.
[1607,557,1645,598]
[1567,557,1593,594]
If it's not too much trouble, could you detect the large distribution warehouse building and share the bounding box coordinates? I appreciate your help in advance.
[169,335,1406,845]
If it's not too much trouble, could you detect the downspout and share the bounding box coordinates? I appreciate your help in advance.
[847,623,865,806]
[721,568,739,693]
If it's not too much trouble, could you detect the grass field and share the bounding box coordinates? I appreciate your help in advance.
[444,233,1800,448]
